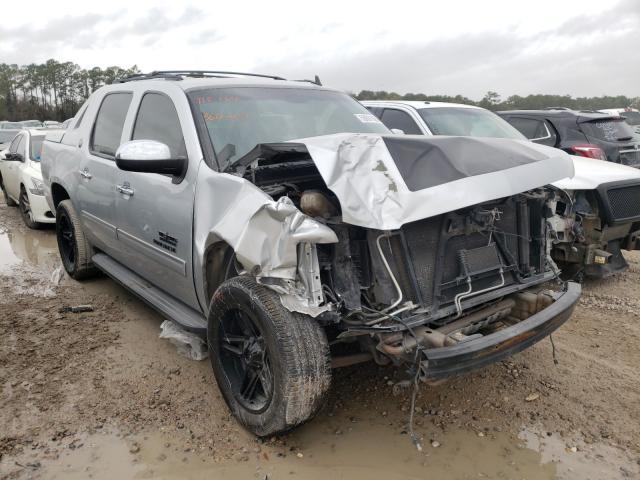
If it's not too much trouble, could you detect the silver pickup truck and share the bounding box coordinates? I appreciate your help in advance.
[42,71,580,436]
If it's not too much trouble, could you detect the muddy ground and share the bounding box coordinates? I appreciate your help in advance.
[1,200,639,480]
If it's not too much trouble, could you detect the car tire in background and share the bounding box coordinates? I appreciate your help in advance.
[0,176,17,206]
[19,186,43,229]
[55,199,99,280]
[208,276,331,436]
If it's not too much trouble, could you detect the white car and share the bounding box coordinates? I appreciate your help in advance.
[363,100,640,278]
[0,129,59,228]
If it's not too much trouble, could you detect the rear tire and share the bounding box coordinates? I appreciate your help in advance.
[1,177,17,207]
[208,276,331,436]
[19,187,43,229]
[55,200,99,280]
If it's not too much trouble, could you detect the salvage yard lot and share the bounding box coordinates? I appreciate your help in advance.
[1,200,639,479]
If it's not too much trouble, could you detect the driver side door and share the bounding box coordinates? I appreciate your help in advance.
[114,91,198,308]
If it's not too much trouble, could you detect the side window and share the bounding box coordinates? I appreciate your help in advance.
[380,108,422,134]
[506,117,557,146]
[366,106,384,119]
[90,93,133,158]
[132,93,187,158]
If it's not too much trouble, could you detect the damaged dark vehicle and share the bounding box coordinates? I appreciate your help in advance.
[41,73,581,436]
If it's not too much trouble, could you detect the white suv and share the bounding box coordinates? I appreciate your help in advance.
[0,129,58,228]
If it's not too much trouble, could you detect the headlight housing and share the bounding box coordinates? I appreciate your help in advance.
[29,178,45,196]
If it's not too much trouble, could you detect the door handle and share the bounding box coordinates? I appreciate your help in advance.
[116,182,134,196]
[79,168,92,179]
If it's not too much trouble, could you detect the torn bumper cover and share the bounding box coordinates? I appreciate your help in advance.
[420,282,581,381]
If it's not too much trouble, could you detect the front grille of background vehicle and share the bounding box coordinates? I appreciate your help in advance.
[605,185,640,221]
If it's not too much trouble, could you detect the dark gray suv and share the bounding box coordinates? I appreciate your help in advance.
[499,109,640,167]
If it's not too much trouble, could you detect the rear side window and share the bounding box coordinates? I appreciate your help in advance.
[380,108,422,134]
[91,93,133,158]
[505,117,556,146]
[132,93,187,159]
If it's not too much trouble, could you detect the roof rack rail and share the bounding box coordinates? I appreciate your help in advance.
[542,106,571,111]
[292,75,322,86]
[117,70,286,83]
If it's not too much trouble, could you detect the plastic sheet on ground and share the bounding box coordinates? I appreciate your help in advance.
[159,320,208,361]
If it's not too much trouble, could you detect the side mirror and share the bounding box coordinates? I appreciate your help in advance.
[390,128,405,135]
[6,152,23,162]
[115,140,185,176]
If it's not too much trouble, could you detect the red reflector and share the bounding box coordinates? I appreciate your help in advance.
[570,144,607,161]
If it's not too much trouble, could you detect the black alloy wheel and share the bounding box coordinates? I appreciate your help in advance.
[19,188,39,228]
[218,306,274,413]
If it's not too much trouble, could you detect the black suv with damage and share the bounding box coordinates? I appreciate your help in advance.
[42,71,581,436]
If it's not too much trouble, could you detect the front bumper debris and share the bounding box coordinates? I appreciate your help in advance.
[420,282,581,380]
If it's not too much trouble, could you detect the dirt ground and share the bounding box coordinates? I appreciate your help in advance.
[1,200,639,480]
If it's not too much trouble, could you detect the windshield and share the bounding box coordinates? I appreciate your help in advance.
[1,122,23,129]
[418,107,526,140]
[619,111,640,126]
[30,137,44,161]
[581,118,636,142]
[189,87,389,168]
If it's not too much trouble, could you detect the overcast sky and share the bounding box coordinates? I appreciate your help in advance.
[1,0,638,99]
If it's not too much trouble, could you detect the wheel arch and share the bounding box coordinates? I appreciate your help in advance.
[203,239,235,306]
[50,182,70,209]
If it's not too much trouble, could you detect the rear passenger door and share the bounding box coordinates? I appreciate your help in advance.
[77,91,133,256]
[114,91,198,307]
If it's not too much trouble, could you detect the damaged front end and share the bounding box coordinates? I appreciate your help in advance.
[548,180,640,278]
[200,133,581,381]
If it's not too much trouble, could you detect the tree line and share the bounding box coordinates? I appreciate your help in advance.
[356,90,640,112]
[0,60,139,122]
[2,59,638,121]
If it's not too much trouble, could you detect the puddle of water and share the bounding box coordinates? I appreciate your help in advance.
[33,419,639,480]
[520,428,638,480]
[0,227,59,274]
[37,424,559,480]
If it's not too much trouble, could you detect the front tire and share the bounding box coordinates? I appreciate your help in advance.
[55,200,98,280]
[19,187,42,229]
[208,276,331,436]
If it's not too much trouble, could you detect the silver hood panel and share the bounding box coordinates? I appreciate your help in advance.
[300,133,575,230]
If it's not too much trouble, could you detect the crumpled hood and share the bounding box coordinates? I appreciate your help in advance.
[298,133,575,230]
[553,155,640,191]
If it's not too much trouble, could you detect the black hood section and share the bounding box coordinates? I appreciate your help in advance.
[382,136,549,192]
